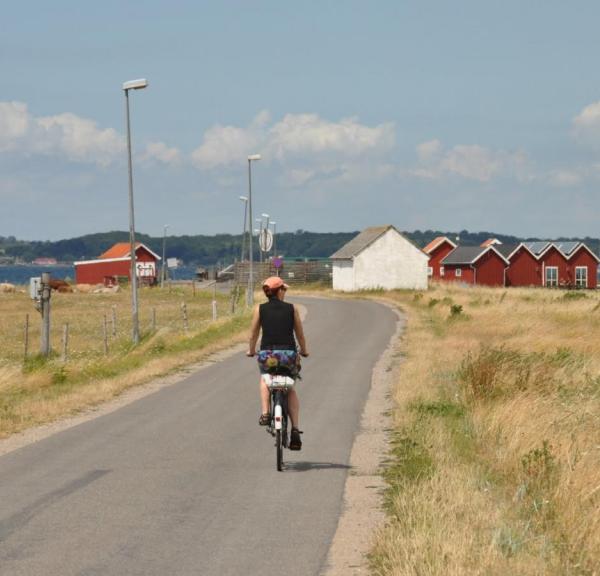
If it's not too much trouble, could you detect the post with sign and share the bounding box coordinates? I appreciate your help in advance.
[39,272,51,356]
[259,228,273,254]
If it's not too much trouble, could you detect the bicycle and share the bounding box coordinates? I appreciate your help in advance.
[262,373,295,471]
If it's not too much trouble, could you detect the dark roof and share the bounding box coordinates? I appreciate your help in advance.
[330,225,393,259]
[442,246,487,265]
[494,243,519,259]
[442,245,509,265]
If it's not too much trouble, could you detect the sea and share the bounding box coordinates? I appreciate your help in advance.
[0,265,198,285]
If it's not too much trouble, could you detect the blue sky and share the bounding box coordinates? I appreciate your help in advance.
[2,1,600,240]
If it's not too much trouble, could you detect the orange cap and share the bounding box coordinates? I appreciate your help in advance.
[262,276,289,291]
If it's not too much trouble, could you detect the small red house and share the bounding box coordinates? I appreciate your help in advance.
[441,246,509,287]
[536,242,598,288]
[423,236,457,280]
[74,242,161,286]
[498,244,541,287]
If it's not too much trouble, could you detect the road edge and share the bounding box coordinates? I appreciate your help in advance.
[321,300,405,575]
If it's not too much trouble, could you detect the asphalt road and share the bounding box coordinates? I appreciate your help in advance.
[0,297,397,576]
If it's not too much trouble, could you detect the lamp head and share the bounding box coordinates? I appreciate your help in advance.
[239,196,248,202]
[247,154,261,161]
[123,78,149,91]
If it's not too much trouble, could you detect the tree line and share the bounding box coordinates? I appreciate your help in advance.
[1,229,598,266]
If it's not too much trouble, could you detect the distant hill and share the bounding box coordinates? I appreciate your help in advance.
[1,229,598,266]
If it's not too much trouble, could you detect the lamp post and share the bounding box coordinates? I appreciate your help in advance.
[261,213,270,260]
[161,224,169,288]
[123,77,148,345]
[247,154,261,306]
[239,196,248,263]
[270,221,277,259]
[256,217,264,263]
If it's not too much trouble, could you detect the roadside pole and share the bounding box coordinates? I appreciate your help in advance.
[39,272,51,356]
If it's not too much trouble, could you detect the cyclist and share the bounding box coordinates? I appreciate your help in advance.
[247,276,308,450]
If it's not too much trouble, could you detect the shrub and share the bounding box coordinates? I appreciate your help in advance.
[562,291,587,301]
[450,304,463,317]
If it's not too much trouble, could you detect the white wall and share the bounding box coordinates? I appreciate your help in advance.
[353,229,428,290]
[332,260,354,291]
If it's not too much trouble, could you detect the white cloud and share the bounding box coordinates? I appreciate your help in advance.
[0,101,124,165]
[573,101,600,131]
[191,110,395,170]
[572,101,600,148]
[416,139,442,163]
[267,114,394,160]
[547,169,583,188]
[411,140,529,182]
[141,141,182,166]
[0,102,29,151]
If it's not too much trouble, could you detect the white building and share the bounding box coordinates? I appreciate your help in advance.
[331,225,428,291]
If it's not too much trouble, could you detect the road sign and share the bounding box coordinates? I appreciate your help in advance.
[273,257,283,269]
[259,229,273,252]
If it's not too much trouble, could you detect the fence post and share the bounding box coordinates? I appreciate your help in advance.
[103,314,108,356]
[62,323,69,362]
[181,302,188,332]
[24,313,29,361]
[111,305,117,337]
[152,307,157,331]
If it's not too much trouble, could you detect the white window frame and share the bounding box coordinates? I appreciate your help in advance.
[440,266,445,277]
[455,268,462,278]
[575,266,588,288]
[427,266,433,277]
[545,266,558,287]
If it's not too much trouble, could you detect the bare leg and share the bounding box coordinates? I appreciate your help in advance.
[288,388,299,428]
[260,377,270,415]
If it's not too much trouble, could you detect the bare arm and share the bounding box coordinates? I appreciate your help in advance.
[247,305,260,356]
[293,306,308,356]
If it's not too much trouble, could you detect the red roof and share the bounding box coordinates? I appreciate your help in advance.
[423,236,456,254]
[98,242,160,260]
[99,242,137,259]
[480,238,502,248]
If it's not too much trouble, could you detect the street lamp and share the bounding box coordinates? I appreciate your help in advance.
[270,221,277,259]
[123,77,148,345]
[239,196,248,263]
[247,154,261,306]
[161,224,169,288]
[256,217,264,263]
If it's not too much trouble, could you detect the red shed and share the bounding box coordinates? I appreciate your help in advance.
[423,236,457,280]
[441,246,509,287]
[565,244,598,289]
[74,242,161,286]
[498,244,542,287]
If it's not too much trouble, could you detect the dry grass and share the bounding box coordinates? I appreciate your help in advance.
[0,284,250,437]
[369,284,600,576]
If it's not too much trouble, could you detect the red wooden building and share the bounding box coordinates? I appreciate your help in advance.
[438,240,598,289]
[497,244,541,287]
[441,246,509,287]
[423,236,457,280]
[74,242,161,286]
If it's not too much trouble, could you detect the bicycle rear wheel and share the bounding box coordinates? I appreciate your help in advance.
[276,429,283,471]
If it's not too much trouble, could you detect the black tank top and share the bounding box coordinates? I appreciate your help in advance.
[259,298,296,350]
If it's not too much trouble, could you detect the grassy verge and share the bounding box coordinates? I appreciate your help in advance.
[367,284,599,575]
[0,285,251,438]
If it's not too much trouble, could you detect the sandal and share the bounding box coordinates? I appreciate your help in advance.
[259,413,271,426]
[289,428,303,450]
